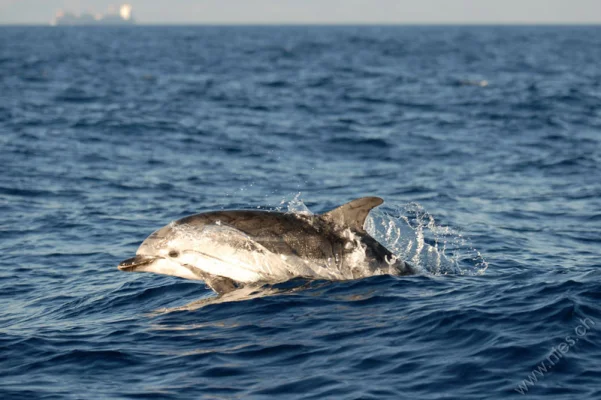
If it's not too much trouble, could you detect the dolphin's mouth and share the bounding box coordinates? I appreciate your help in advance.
[118,255,157,271]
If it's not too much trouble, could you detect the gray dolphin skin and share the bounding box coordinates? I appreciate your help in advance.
[118,197,414,294]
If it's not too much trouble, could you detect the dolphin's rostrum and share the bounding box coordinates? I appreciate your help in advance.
[118,197,414,294]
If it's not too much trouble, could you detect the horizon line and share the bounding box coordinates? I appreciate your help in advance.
[2,21,601,26]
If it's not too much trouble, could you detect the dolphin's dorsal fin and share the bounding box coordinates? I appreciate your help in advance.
[321,197,383,233]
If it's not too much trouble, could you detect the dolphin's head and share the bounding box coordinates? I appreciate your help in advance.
[118,222,205,281]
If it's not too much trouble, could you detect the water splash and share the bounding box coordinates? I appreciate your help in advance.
[278,192,312,214]
[365,203,488,276]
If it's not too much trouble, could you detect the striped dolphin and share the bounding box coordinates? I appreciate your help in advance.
[118,197,414,293]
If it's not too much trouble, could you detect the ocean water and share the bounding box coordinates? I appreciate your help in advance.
[1,25,600,399]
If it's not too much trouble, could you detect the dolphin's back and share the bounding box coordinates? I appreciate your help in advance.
[177,210,349,262]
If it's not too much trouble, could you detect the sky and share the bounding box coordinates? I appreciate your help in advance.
[1,0,600,24]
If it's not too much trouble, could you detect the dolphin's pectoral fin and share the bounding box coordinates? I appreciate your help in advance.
[204,275,241,294]
[183,264,241,294]
[321,197,384,233]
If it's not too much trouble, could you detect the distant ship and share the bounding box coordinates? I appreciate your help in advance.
[52,4,135,26]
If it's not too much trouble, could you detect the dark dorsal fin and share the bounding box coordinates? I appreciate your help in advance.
[321,197,384,233]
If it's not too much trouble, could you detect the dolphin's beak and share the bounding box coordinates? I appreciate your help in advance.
[118,255,157,272]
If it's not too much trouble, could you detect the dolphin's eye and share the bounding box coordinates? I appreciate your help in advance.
[168,250,179,258]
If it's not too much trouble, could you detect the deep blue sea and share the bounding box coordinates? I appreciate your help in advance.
[1,25,600,399]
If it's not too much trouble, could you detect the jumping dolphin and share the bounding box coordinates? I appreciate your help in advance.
[118,197,414,294]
